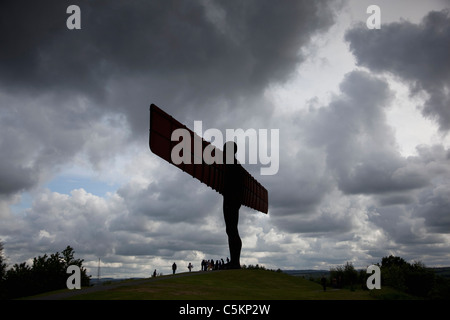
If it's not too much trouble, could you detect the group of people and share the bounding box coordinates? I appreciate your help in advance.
[174,258,232,273]
[153,258,231,277]
[201,258,229,271]
[150,257,232,278]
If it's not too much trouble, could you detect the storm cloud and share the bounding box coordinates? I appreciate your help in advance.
[1,1,450,276]
[345,9,450,131]
[0,0,337,198]
[0,0,336,130]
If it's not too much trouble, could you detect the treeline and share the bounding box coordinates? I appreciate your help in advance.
[327,255,450,299]
[0,244,90,299]
[241,264,268,270]
[241,264,284,273]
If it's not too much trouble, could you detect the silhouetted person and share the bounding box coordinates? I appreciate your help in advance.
[321,275,327,292]
[201,259,206,271]
[172,262,177,275]
[188,262,193,272]
[152,269,157,278]
[223,141,244,269]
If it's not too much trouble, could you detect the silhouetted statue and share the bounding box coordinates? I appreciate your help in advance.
[223,141,244,269]
[149,105,269,273]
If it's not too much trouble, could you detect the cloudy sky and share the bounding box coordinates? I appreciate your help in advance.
[1,0,450,278]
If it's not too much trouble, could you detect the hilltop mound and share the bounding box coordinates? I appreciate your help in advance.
[59,269,374,300]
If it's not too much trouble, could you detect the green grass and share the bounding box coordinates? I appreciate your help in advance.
[66,269,382,300]
[24,269,416,300]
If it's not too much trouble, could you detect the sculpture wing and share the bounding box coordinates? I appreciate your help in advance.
[149,104,268,214]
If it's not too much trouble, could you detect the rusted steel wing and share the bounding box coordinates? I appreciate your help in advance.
[149,104,268,214]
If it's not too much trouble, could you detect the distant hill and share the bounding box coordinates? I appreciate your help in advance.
[282,269,330,279]
[429,267,450,279]
[89,277,144,286]
[285,267,450,280]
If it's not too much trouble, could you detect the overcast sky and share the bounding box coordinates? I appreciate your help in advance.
[1,0,450,278]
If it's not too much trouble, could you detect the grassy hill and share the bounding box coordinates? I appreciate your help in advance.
[43,269,411,300]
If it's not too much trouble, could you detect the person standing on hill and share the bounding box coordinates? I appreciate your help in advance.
[172,262,177,275]
[321,275,327,292]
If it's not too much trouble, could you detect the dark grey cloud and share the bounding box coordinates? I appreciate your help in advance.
[266,71,395,234]
[0,161,36,196]
[345,9,450,131]
[0,0,337,129]
[411,145,450,233]
[0,93,114,198]
[268,70,449,246]
[0,0,342,275]
[364,143,450,260]
[0,0,337,199]
[306,70,429,195]
[416,185,450,233]
[266,145,332,216]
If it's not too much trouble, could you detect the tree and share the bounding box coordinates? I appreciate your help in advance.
[381,255,408,291]
[61,246,90,286]
[327,255,450,299]
[1,245,91,299]
[5,262,33,298]
[405,261,434,297]
[381,255,408,268]
[381,255,437,297]
[330,262,359,289]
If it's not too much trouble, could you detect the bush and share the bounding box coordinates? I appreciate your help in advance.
[380,255,450,299]
[1,245,90,299]
[381,256,431,297]
[405,262,435,297]
[328,256,450,299]
[330,262,359,289]
[241,264,267,270]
